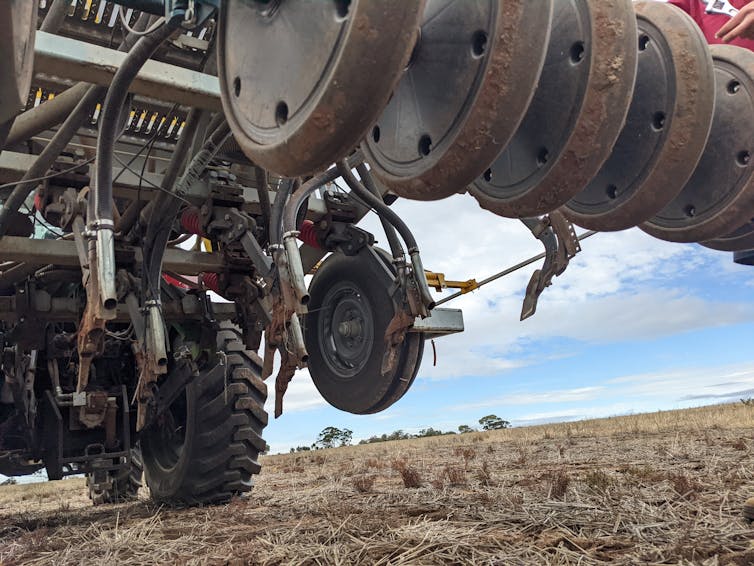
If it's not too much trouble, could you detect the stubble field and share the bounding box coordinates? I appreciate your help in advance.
[0,403,753,565]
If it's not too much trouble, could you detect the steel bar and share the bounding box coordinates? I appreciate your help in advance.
[434,231,598,307]
[0,236,224,274]
[34,31,222,111]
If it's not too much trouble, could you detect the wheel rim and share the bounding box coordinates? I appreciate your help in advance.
[319,281,375,379]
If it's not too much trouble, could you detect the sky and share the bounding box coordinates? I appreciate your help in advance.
[264,193,754,453]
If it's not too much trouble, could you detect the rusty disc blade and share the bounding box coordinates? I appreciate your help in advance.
[642,45,754,244]
[563,2,714,232]
[218,0,424,178]
[700,220,754,252]
[0,0,37,124]
[362,0,552,201]
[469,0,638,219]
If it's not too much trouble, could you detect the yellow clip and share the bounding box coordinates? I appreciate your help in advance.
[425,271,478,294]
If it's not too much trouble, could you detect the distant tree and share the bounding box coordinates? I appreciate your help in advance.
[339,428,353,446]
[458,425,476,434]
[479,414,510,431]
[314,426,353,449]
[416,427,445,438]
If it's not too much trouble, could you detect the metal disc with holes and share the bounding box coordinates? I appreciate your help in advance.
[0,0,37,125]
[305,248,424,415]
[563,2,714,232]
[642,45,754,244]
[218,0,424,178]
[700,220,754,252]
[469,0,638,219]
[361,0,552,201]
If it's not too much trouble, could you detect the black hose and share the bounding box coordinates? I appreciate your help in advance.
[355,163,404,261]
[281,151,364,234]
[270,179,298,246]
[335,161,420,253]
[94,19,180,225]
[40,0,70,33]
[255,166,272,245]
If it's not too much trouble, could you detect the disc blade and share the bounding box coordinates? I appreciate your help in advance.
[563,2,715,232]
[362,0,552,201]
[700,220,754,252]
[469,0,638,219]
[218,0,424,177]
[642,45,754,243]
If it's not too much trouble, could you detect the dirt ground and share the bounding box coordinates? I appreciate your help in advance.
[0,403,753,565]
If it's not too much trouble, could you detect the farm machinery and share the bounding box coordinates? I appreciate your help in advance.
[0,0,752,506]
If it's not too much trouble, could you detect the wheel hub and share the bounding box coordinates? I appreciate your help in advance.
[321,286,374,378]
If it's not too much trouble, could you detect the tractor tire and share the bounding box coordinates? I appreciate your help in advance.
[87,446,143,505]
[141,324,268,505]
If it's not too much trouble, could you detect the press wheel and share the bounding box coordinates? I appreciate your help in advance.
[218,0,424,177]
[563,2,715,232]
[0,0,37,124]
[361,0,552,201]
[305,248,424,415]
[470,0,638,219]
[642,45,754,243]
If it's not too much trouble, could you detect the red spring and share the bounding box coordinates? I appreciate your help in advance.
[33,190,44,212]
[163,273,189,290]
[298,220,321,249]
[200,272,220,294]
[181,207,205,236]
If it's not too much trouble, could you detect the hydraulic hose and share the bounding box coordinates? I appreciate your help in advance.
[281,150,364,235]
[270,179,299,247]
[40,0,71,33]
[92,19,179,309]
[336,160,435,310]
[255,166,272,245]
[355,163,405,263]
[94,19,180,225]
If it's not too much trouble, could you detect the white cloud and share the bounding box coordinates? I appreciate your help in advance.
[454,386,605,411]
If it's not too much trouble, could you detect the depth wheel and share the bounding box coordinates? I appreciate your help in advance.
[305,248,424,415]
[218,0,424,177]
[362,0,552,201]
[141,324,268,505]
[563,2,715,232]
[469,0,638,218]
[0,0,36,124]
[642,45,754,243]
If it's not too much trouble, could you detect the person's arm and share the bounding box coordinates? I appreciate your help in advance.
[716,2,754,42]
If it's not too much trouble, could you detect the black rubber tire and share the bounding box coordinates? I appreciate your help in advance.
[87,446,143,505]
[305,250,424,414]
[141,324,268,505]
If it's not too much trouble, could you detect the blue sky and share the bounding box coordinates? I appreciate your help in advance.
[265,193,754,453]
